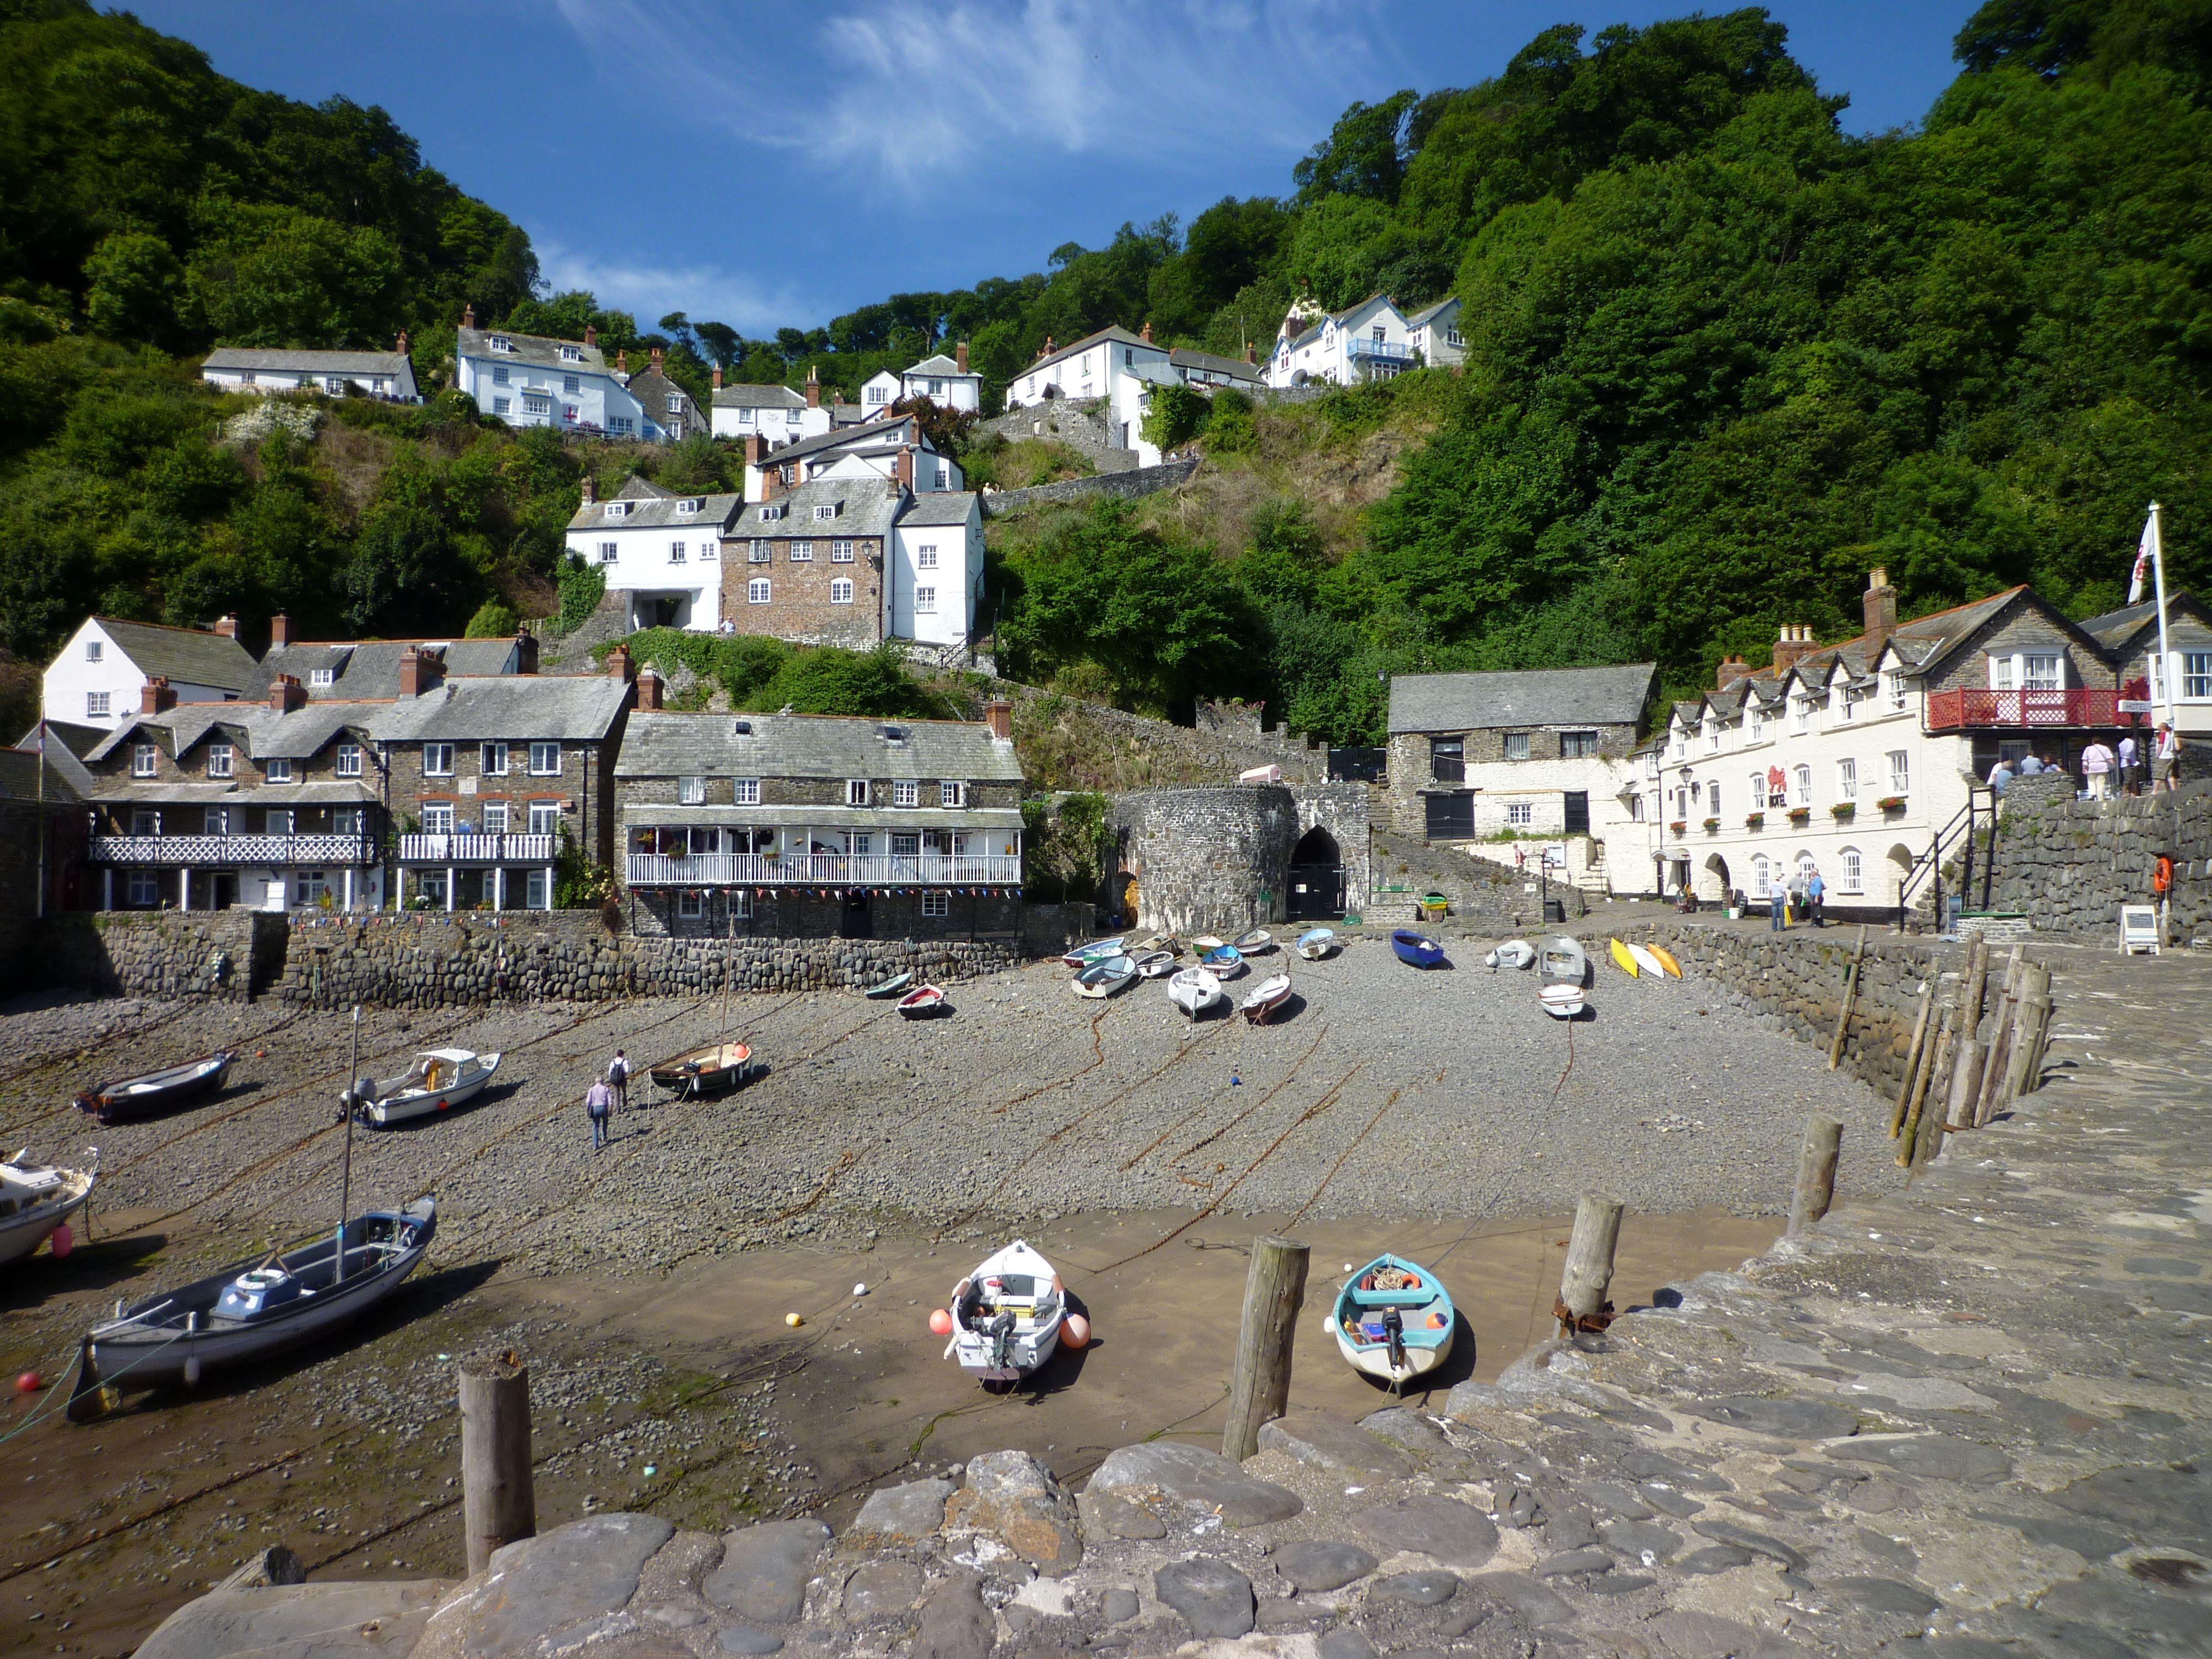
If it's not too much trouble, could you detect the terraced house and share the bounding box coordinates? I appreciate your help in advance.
[613,701,1025,940]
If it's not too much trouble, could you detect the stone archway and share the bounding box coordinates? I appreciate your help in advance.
[1703,852,1731,905]
[1287,825,1343,920]
[1886,843,1916,909]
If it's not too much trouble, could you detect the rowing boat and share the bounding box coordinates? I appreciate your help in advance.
[942,1239,1065,1388]
[1240,972,1292,1024]
[1199,944,1246,980]
[1232,928,1274,954]
[648,1040,755,1098]
[75,1052,237,1125]
[1540,982,1586,1019]
[1132,949,1177,978]
[1328,1253,1457,1389]
[898,984,948,1018]
[1295,927,1334,961]
[862,970,914,1000]
[1062,937,1126,967]
[1073,954,1138,998]
[1391,930,1445,969]
[1168,967,1223,1018]
[0,1151,95,1267]
[349,1050,501,1128]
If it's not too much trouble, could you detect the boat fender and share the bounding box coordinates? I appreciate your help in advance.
[1061,1313,1091,1350]
[15,1371,38,1395]
[784,1312,804,1328]
[49,1223,71,1259]
[183,1354,201,1386]
[1427,1312,1448,1329]
[929,1308,954,1336]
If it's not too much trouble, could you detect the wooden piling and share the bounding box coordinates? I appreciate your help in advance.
[1890,980,1934,1140]
[1952,935,1993,1113]
[1786,1116,1843,1236]
[2005,964,2054,1104]
[1898,1004,1953,1168]
[1827,926,1869,1070]
[1558,1194,1625,1333]
[1222,1235,1310,1462]
[460,1352,535,1575]
[1971,947,2027,1127]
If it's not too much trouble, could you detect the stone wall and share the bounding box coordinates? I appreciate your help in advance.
[1291,784,1371,911]
[1980,773,2212,936]
[1113,785,1298,936]
[39,910,288,1003]
[977,398,1137,471]
[980,459,1200,519]
[999,682,1329,792]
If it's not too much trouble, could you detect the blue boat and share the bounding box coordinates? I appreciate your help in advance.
[1061,937,1126,968]
[1199,944,1246,980]
[1391,929,1445,968]
[1331,1253,1457,1387]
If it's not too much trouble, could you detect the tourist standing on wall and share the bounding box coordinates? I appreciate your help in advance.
[2082,739,2116,800]
[2156,722,2182,792]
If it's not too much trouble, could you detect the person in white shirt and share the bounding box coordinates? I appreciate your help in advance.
[2081,740,2115,799]
[2118,733,2141,796]
[2155,722,2182,792]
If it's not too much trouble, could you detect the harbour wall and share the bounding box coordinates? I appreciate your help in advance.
[1980,771,2212,936]
[38,910,288,1004]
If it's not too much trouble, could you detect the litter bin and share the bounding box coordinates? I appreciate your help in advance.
[1542,898,1566,924]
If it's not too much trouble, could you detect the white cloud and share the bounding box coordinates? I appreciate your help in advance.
[533,236,801,335]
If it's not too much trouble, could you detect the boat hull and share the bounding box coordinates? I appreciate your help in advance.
[1167,968,1222,1018]
[1331,1253,1457,1389]
[0,1173,93,1267]
[1609,938,1640,977]
[1627,942,1666,978]
[1540,984,1586,1018]
[947,1239,1065,1384]
[361,1055,501,1126]
[1334,1322,1456,1383]
[1295,929,1334,961]
[649,1042,754,1097]
[1391,930,1445,968]
[1648,945,1684,978]
[1241,973,1292,1024]
[77,1052,237,1125]
[863,972,914,1000]
[898,987,947,1018]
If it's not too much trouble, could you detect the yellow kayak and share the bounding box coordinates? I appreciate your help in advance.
[1648,944,1684,978]
[1608,938,1639,977]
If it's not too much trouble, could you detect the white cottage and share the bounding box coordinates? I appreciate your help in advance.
[43,617,257,731]
[201,343,419,401]
[566,477,745,632]
[453,307,646,438]
[1266,294,1415,388]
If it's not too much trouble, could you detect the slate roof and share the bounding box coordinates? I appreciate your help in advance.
[457,326,609,375]
[370,676,631,745]
[615,476,676,501]
[898,493,979,528]
[91,618,258,693]
[760,416,924,470]
[569,492,743,534]
[246,639,525,701]
[2080,589,2212,648]
[711,384,806,409]
[1279,293,1400,357]
[628,366,705,429]
[0,747,80,804]
[18,720,107,759]
[204,348,413,376]
[1026,326,1158,378]
[1405,297,1460,330]
[904,354,978,379]
[1387,664,1659,736]
[1168,347,1265,385]
[737,477,902,540]
[616,712,1021,783]
[86,700,383,765]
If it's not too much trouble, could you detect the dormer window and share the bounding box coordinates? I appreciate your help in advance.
[605,502,628,519]
[309,667,334,688]
[813,504,837,521]
[489,336,514,353]
[560,345,581,363]
[676,498,698,515]
[759,504,784,522]
[132,743,158,778]
[267,757,295,784]
[732,719,752,736]
[881,726,906,744]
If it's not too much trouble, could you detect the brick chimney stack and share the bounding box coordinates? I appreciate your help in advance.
[213,614,239,639]
[267,674,305,713]
[984,700,1013,742]
[651,344,664,369]
[806,365,820,409]
[396,330,409,355]
[956,341,968,373]
[580,474,596,505]
[1244,341,1256,364]
[1715,654,1751,692]
[397,646,426,698]
[1771,624,1818,677]
[141,677,177,714]
[1042,336,1055,358]
[584,323,597,348]
[269,612,291,649]
[1140,320,1154,343]
[604,643,634,683]
[617,348,629,375]
[712,364,723,390]
[635,665,662,712]
[894,447,914,489]
[461,304,475,328]
[1862,566,1898,660]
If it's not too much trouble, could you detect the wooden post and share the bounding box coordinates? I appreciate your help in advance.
[1827,925,1869,1068]
[1786,1116,1843,1235]
[1898,1004,1953,1168]
[1951,934,1992,1113]
[1558,1194,1625,1332]
[1916,1034,1981,1169]
[460,1352,535,1575]
[1971,947,2026,1126]
[1222,1235,1309,1461]
[1889,980,1934,1140]
[2008,964,2056,1102]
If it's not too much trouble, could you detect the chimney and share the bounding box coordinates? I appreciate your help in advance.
[267,674,304,713]
[895,446,914,489]
[140,677,177,714]
[984,700,1013,743]
[604,643,634,683]
[806,365,820,409]
[1771,624,1817,677]
[461,304,475,328]
[397,646,427,699]
[712,364,723,390]
[515,625,539,675]
[269,612,292,649]
[1714,654,1750,693]
[635,665,662,712]
[212,614,239,639]
[584,322,597,348]
[580,473,596,505]
[956,340,969,373]
[1862,566,1898,660]
[650,343,663,369]
[1244,341,1256,364]
[617,347,629,375]
[1140,320,1154,343]
[1042,336,1055,358]
[396,330,409,355]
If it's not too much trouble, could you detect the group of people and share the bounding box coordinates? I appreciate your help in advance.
[1987,722,2184,800]
[1762,867,1827,931]
[585,1050,629,1150]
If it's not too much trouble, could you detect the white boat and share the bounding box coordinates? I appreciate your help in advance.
[1485,939,1536,971]
[1168,967,1223,1019]
[1232,928,1274,954]
[349,1049,502,1128]
[1188,935,1225,956]
[1061,937,1125,967]
[1328,1254,1458,1389]
[943,1239,1065,1386]
[1295,928,1335,961]
[1133,950,1177,978]
[0,1150,96,1267]
[1200,945,1247,980]
[1540,982,1587,1019]
[1073,954,1138,998]
[1240,972,1293,1024]
[1627,941,1667,978]
[1538,936,1588,986]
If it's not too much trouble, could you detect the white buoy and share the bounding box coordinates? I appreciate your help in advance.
[852,1282,869,1297]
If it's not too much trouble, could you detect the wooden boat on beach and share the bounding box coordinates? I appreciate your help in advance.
[1240,972,1292,1024]
[1189,935,1225,956]
[1539,936,1589,985]
[1329,1253,1457,1389]
[863,971,914,1000]
[648,1041,755,1098]
[348,1050,501,1128]
[1133,949,1177,978]
[1232,928,1274,954]
[1199,944,1246,980]
[1073,954,1138,998]
[1295,927,1334,961]
[1168,967,1223,1018]
[1,1151,96,1267]
[1062,937,1125,967]
[1540,982,1587,1019]
[74,1052,237,1125]
[898,984,948,1018]
[1391,929,1445,969]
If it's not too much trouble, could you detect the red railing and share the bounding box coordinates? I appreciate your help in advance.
[1923,681,2147,731]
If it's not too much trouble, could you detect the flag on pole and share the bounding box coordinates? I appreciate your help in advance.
[2130,510,2156,604]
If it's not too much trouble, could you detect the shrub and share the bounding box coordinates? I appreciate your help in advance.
[465,598,518,637]
[1205,389,1256,452]
[556,557,606,633]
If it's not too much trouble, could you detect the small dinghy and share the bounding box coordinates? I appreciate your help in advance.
[0,1150,96,1267]
[1232,928,1274,954]
[1168,967,1223,1018]
[75,1052,237,1125]
[1073,954,1138,998]
[863,970,914,1000]
[1329,1254,1457,1389]
[1391,929,1446,969]
[1062,937,1125,968]
[349,1050,500,1128]
[648,1041,755,1098]
[1295,927,1335,961]
[1540,982,1587,1019]
[1133,949,1177,978]
[1484,939,1535,971]
[1627,941,1667,979]
[898,984,948,1018]
[1538,936,1589,985]
[1609,938,1640,977]
[1188,935,1225,956]
[66,1199,435,1417]
[1199,944,1246,980]
[1240,972,1293,1024]
[1648,944,1684,978]
[940,1239,1066,1387]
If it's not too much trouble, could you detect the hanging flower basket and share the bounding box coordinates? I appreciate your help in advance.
[1668,821,1688,836]
[1787,807,1812,825]
[1702,817,1721,832]
[1876,795,1907,812]
[1831,803,1855,819]
[1744,812,1765,829]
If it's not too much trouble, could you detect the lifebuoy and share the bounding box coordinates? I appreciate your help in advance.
[2154,855,2175,894]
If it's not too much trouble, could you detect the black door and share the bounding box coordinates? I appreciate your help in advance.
[839,893,872,938]
[1425,791,1475,841]
[1563,790,1590,834]
[1287,825,1345,919]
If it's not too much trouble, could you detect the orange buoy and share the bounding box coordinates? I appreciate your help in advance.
[928,1308,954,1337]
[1426,1312,1448,1329]
[15,1371,39,1395]
[1061,1312,1091,1350]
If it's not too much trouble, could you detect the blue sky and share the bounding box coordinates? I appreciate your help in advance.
[129,1,1979,336]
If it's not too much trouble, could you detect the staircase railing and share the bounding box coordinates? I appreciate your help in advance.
[1898,784,1997,928]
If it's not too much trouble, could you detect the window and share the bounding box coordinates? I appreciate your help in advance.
[127,872,159,907]
[492,363,510,385]
[564,374,581,395]
[482,803,507,834]
[935,465,950,489]
[1749,706,1764,742]
[1747,771,1764,810]
[2023,653,2063,691]
[528,800,560,836]
[610,418,633,437]
[928,378,945,397]
[86,691,109,719]
[666,394,682,415]
[700,539,717,561]
[558,344,579,362]
[758,504,784,522]
[423,743,454,776]
[525,869,550,910]
[523,392,552,416]
[844,831,872,855]
[334,808,362,836]
[1708,781,1721,816]
[893,780,919,807]
[266,757,294,783]
[304,666,335,691]
[748,540,771,564]
[207,743,234,779]
[748,578,771,604]
[529,742,561,776]
[867,385,888,404]
[922,889,950,917]
[1430,737,1465,781]
[916,544,938,570]
[813,504,837,522]
[2187,651,2212,699]
[1504,732,1531,761]
[85,640,102,662]
[1750,854,1771,898]
[239,369,258,385]
[1446,327,1464,348]
[1840,847,1864,894]
[1373,325,1386,342]
[1792,696,1811,734]
[131,807,160,836]
[914,586,936,613]
[847,779,870,807]
[677,498,699,516]
[597,540,618,565]
[1506,802,1533,826]
[205,807,229,836]
[267,809,294,834]
[733,778,760,805]
[1705,720,1720,753]
[941,780,964,807]
[422,803,454,834]
[493,397,510,416]
[791,540,812,561]
[892,832,920,855]
[132,743,158,777]
[1838,758,1857,801]
[1989,655,2016,691]
[1885,670,1906,711]
[1561,731,1598,759]
[677,890,704,920]
[1793,765,1811,807]
[831,540,854,562]
[669,541,686,564]
[1887,749,1911,796]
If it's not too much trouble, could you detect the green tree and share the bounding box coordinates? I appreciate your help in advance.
[82,232,190,343]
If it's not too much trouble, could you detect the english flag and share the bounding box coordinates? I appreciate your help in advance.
[2130,509,2156,605]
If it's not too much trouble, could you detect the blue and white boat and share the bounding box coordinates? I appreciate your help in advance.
[1061,937,1126,968]
[1295,928,1335,961]
[1072,954,1138,998]
[1199,943,1246,980]
[1391,929,1446,969]
[1329,1253,1457,1389]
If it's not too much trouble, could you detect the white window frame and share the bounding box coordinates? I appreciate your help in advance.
[481,740,509,776]
[666,393,683,415]
[599,540,618,564]
[1887,749,1911,797]
[206,743,234,779]
[914,586,936,614]
[893,780,919,807]
[132,743,158,778]
[1840,847,1864,894]
[941,780,964,807]
[266,757,294,784]
[830,579,854,604]
[1793,765,1811,807]
[733,778,760,805]
[528,800,560,836]
[791,540,813,561]
[1749,706,1764,742]
[423,743,455,777]
[831,540,854,563]
[677,889,705,920]
[528,742,561,777]
[1885,670,1906,711]
[916,544,938,570]
[606,502,629,520]
[921,889,950,917]
[336,743,363,778]
[847,779,870,807]
[1504,732,1531,761]
[85,639,102,662]
[679,776,705,805]
[309,667,335,689]
[86,690,109,719]
[813,504,837,521]
[492,396,510,416]
[2185,650,2212,700]
[564,373,581,395]
[1750,854,1771,899]
[1505,802,1533,826]
[2023,652,2064,692]
[669,541,686,564]
[748,577,771,604]
[1791,696,1811,734]
[1838,758,1857,801]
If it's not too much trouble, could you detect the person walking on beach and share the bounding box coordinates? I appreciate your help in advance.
[586,1077,613,1151]
[607,1049,630,1114]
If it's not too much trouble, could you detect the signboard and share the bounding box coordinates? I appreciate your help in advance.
[2120,903,2161,956]
[2119,700,2153,714]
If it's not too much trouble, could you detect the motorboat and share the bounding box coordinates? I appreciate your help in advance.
[1073,954,1139,998]
[1295,928,1335,961]
[0,1150,96,1267]
[1232,928,1275,954]
[648,1041,755,1098]
[941,1239,1065,1387]
[1133,949,1177,978]
[1328,1254,1458,1389]
[863,971,914,1000]
[1627,941,1667,978]
[1539,936,1589,986]
[349,1050,501,1128]
[66,1200,435,1416]
[75,1052,237,1125]
[1168,967,1223,1019]
[1485,939,1535,971]
[1609,938,1641,977]
[1540,982,1587,1019]
[1199,945,1246,980]
[1240,973,1293,1024]
[898,984,948,1018]
[1061,937,1126,968]
[1391,930,1446,969]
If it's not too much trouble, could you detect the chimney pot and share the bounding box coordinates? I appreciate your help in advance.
[984,700,1013,743]
[1715,654,1751,693]
[806,365,820,409]
[462,303,475,329]
[396,330,409,355]
[268,673,304,713]
[635,666,662,712]
[712,364,723,390]
[584,322,597,348]
[580,474,596,505]
[141,677,177,714]
[617,347,628,375]
[268,612,291,649]
[956,340,969,373]
[212,614,239,639]
[1862,566,1898,659]
[651,344,663,368]
[1244,341,1256,363]
[1772,625,1819,677]
[1140,320,1154,343]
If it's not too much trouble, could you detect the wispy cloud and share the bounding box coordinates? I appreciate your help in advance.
[533,237,802,334]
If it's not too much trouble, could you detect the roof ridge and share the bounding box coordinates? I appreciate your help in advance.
[94,615,236,638]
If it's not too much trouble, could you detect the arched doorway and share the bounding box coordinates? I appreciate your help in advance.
[1886,843,1916,910]
[1703,853,1731,905]
[1287,826,1344,920]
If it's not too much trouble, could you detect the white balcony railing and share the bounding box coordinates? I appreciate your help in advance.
[90,834,373,867]
[627,852,1022,888]
[398,832,557,865]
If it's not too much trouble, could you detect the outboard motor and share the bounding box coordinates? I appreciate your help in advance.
[986,1308,1016,1371]
[1382,1307,1407,1373]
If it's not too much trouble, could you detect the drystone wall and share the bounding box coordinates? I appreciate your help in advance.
[977,398,1136,471]
[39,911,289,1004]
[1981,772,2212,937]
[980,458,1201,518]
